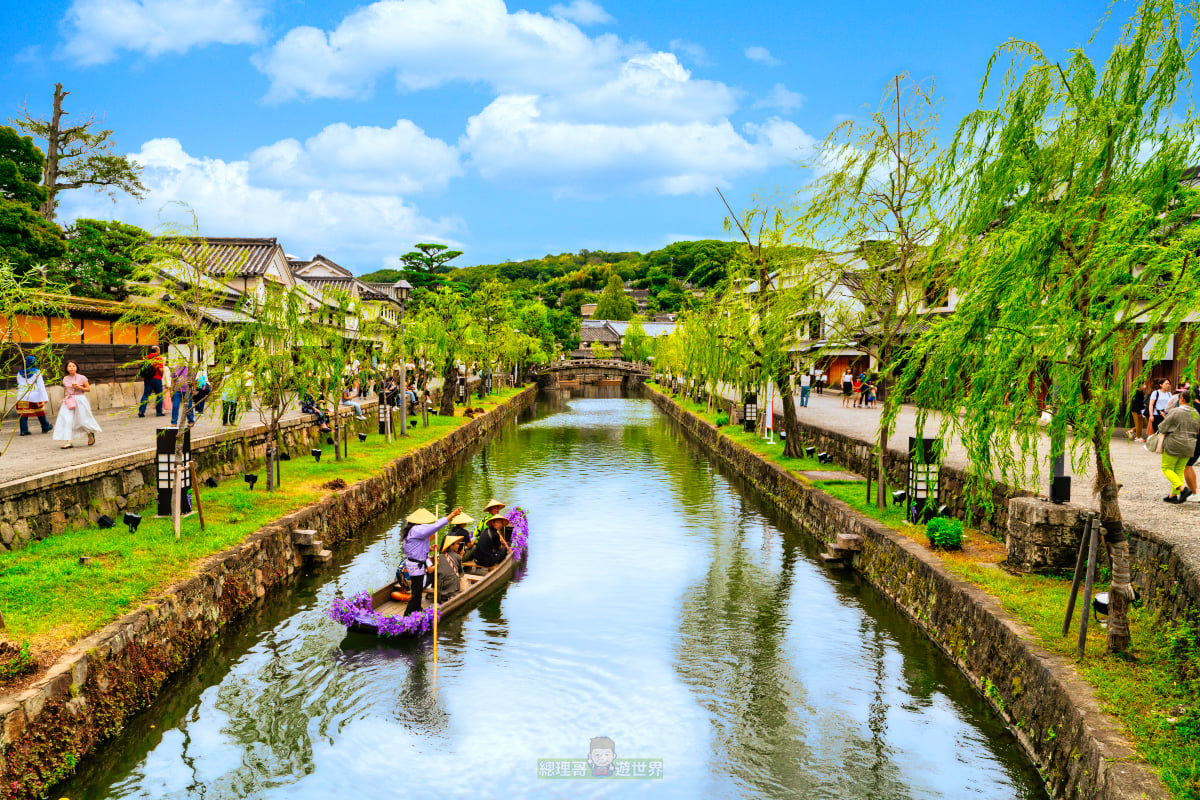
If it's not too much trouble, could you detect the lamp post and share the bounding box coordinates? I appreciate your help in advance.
[397,280,412,437]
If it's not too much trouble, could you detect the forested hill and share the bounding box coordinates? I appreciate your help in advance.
[360,239,742,316]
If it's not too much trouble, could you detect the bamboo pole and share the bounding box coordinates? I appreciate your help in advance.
[1077,518,1101,659]
[1062,515,1093,636]
[433,504,440,665]
[189,461,205,531]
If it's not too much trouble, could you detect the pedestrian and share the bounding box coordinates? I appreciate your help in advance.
[799,372,811,407]
[852,376,863,408]
[1155,390,1199,503]
[1128,379,1150,442]
[170,361,195,428]
[815,369,825,395]
[53,360,101,449]
[1147,378,1173,434]
[866,380,877,409]
[841,370,853,408]
[193,371,212,415]
[137,345,165,418]
[14,356,53,435]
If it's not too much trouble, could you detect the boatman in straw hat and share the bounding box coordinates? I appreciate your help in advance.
[437,535,465,602]
[401,506,462,617]
[476,498,505,540]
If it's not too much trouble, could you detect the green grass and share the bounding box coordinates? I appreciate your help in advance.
[0,388,523,657]
[654,381,1200,799]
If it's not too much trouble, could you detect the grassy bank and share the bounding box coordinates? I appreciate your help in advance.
[0,387,523,661]
[651,383,1200,800]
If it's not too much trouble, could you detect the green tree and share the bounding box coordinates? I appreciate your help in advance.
[12,83,145,221]
[0,127,66,275]
[58,218,153,299]
[891,0,1200,654]
[794,73,946,509]
[400,242,464,293]
[623,316,650,363]
[593,273,635,320]
[471,279,508,397]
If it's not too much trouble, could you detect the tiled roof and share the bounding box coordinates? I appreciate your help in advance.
[163,237,282,278]
[600,319,676,338]
[579,322,621,343]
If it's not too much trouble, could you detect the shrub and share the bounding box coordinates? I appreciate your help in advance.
[926,517,964,550]
[0,641,36,683]
[715,413,729,426]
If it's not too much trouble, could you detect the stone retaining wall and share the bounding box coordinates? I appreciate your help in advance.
[649,387,1167,800]
[0,385,536,799]
[0,378,483,552]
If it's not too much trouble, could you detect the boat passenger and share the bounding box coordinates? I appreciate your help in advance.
[476,498,505,540]
[437,535,465,602]
[401,506,463,616]
[448,512,476,561]
[473,513,511,568]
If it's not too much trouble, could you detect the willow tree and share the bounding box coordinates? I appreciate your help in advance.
[892,0,1200,654]
[0,261,67,458]
[720,194,824,457]
[795,73,946,509]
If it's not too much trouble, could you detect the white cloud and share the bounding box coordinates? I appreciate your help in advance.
[59,0,266,65]
[248,120,462,194]
[254,0,632,102]
[549,0,613,25]
[669,38,709,67]
[543,52,737,124]
[460,96,816,196]
[752,83,805,113]
[745,45,781,66]
[58,138,462,271]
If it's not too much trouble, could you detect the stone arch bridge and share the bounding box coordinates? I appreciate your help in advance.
[532,359,651,388]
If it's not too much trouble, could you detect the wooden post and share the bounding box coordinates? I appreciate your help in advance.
[1077,518,1100,659]
[189,461,206,531]
[1061,514,1093,636]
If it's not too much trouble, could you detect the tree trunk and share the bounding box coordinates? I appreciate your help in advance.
[875,427,890,509]
[440,363,458,417]
[776,372,804,458]
[39,84,67,221]
[332,398,342,462]
[274,427,282,488]
[172,434,184,540]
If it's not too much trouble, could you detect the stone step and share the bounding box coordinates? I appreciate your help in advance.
[313,549,332,563]
[819,552,845,566]
[293,529,318,546]
[300,540,325,555]
[836,533,863,552]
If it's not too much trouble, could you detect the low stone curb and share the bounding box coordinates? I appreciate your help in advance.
[649,386,1168,800]
[0,386,536,800]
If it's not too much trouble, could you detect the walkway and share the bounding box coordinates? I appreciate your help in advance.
[0,403,318,486]
[765,388,1200,575]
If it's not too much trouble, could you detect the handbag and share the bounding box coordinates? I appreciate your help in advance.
[1145,432,1164,454]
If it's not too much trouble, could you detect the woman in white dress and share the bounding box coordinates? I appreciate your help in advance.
[53,361,101,449]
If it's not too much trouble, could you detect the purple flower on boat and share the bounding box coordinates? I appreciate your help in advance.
[508,506,530,561]
[327,591,441,636]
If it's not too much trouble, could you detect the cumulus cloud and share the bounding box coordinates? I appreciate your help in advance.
[549,0,613,25]
[248,119,462,194]
[460,96,816,196]
[745,46,781,66]
[752,83,805,113]
[58,138,462,271]
[254,0,632,102]
[59,0,266,65]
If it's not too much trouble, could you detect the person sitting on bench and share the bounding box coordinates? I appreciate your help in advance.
[437,535,465,602]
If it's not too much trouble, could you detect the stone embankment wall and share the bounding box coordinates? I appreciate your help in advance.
[650,388,1167,800]
[0,385,535,799]
[733,397,1198,622]
[0,378,481,552]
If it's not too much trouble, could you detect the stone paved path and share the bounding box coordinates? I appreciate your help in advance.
[769,389,1200,580]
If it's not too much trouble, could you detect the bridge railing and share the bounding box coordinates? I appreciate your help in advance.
[532,359,651,374]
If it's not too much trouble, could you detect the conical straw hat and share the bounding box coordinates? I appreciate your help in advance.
[406,508,437,524]
[483,498,506,512]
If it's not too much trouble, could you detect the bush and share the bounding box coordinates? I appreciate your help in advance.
[715,413,729,426]
[926,517,964,550]
[0,641,36,684]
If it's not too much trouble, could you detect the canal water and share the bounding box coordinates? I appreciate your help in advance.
[57,390,1047,799]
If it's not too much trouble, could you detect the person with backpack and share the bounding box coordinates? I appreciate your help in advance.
[137,345,165,418]
[1127,379,1150,442]
[1147,378,1173,435]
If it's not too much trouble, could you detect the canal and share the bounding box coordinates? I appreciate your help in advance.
[57,390,1047,799]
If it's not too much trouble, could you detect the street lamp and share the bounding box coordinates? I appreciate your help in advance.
[397,280,412,437]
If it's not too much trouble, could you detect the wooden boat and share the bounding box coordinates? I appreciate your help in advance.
[346,546,519,637]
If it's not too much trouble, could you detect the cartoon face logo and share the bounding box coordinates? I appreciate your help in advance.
[587,736,616,776]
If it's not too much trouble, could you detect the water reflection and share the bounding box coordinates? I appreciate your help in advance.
[55,388,1046,800]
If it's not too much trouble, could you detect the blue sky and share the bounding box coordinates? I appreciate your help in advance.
[1,0,1124,272]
